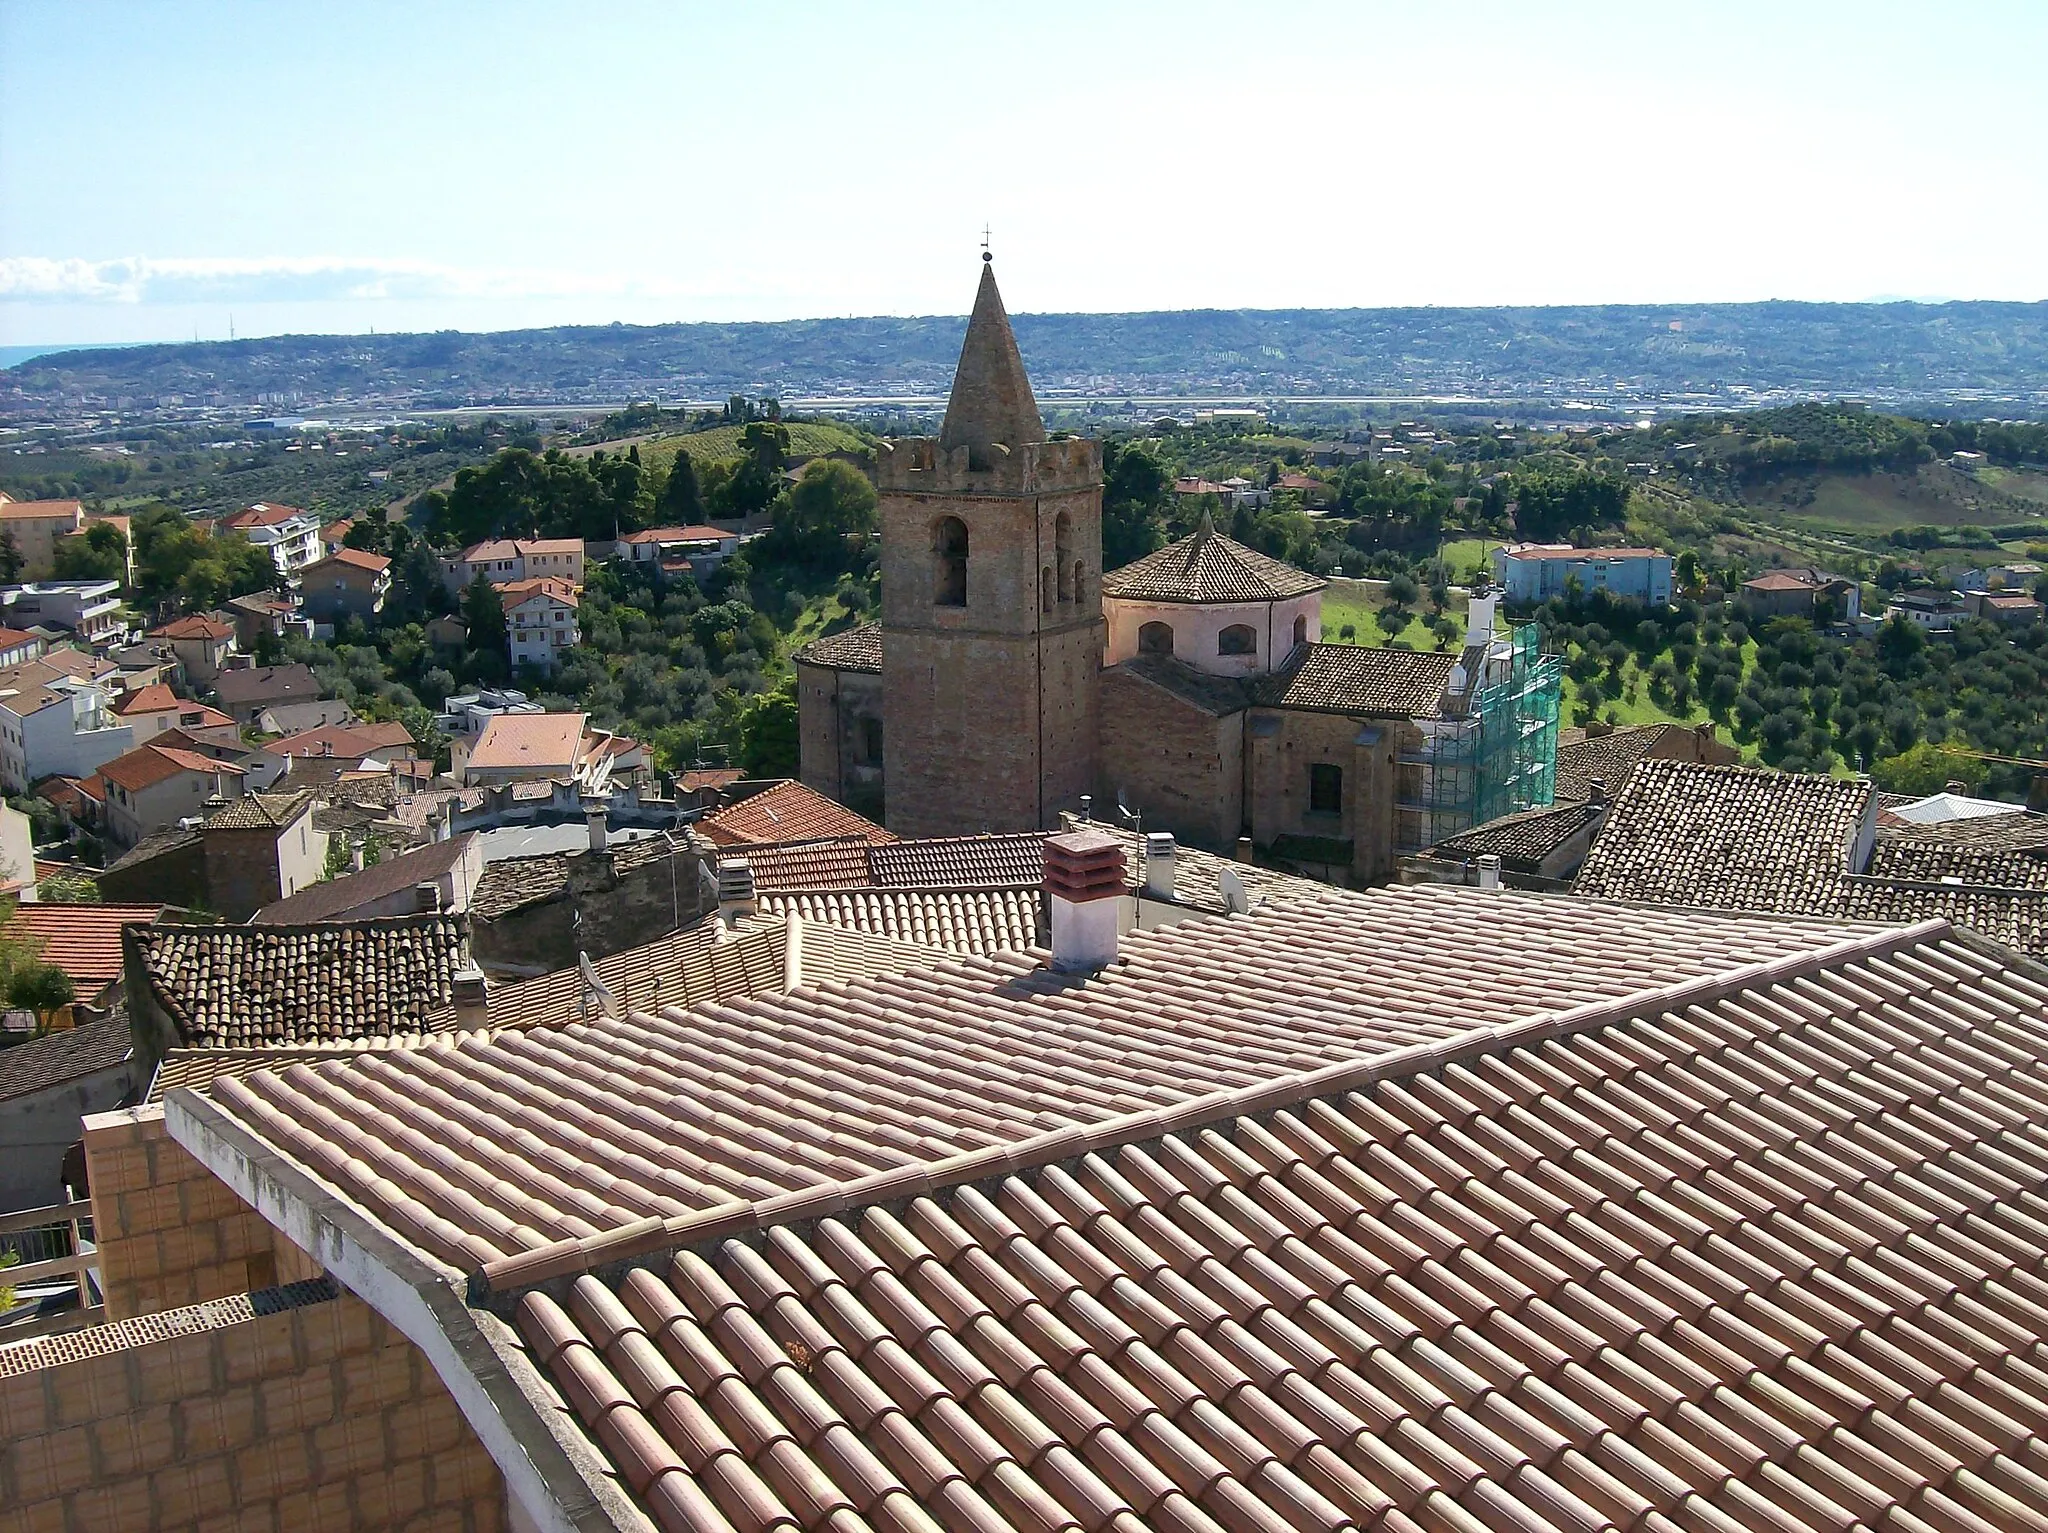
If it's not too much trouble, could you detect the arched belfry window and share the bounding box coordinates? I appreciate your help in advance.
[1072,561,1086,607]
[1139,621,1174,656]
[1219,623,1257,656]
[1055,513,1075,602]
[934,517,968,606]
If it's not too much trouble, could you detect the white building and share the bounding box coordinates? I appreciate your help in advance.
[0,581,126,646]
[0,659,134,794]
[220,502,323,576]
[500,578,580,674]
[435,688,544,741]
[441,537,585,591]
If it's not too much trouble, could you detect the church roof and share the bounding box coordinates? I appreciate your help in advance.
[1254,641,1460,716]
[1102,514,1327,604]
[794,622,881,673]
[938,259,1044,465]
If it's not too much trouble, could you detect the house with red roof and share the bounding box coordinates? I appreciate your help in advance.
[149,611,238,682]
[97,741,247,852]
[498,577,579,674]
[110,683,234,740]
[218,502,321,575]
[298,546,391,627]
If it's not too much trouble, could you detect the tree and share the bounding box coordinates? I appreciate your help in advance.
[461,572,509,665]
[9,961,74,1034]
[36,872,100,902]
[1870,740,1987,797]
[730,677,800,777]
[658,450,703,526]
[1102,439,1171,568]
[764,459,876,569]
[1675,549,1703,595]
[53,521,128,582]
[0,530,21,582]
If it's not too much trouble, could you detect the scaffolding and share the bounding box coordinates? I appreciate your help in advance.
[1395,621,1561,852]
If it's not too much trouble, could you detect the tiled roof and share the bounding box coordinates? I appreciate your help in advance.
[132,913,467,1049]
[870,832,1044,887]
[794,622,882,672]
[1253,642,1459,716]
[510,918,2048,1533]
[101,825,200,874]
[1074,820,1350,915]
[97,743,241,792]
[317,547,390,572]
[497,576,579,610]
[1430,799,1606,868]
[0,497,81,521]
[1553,722,1677,802]
[267,720,413,759]
[147,1035,448,1102]
[468,711,585,771]
[211,663,321,706]
[225,501,309,528]
[1102,519,1325,604]
[111,681,177,715]
[1500,541,1668,560]
[699,780,896,849]
[1112,652,1252,715]
[1837,875,2048,954]
[5,901,164,992]
[252,832,475,924]
[1574,759,1873,912]
[205,788,315,831]
[191,887,1878,1274]
[468,852,574,921]
[737,837,880,890]
[758,887,1043,956]
[1879,810,2048,853]
[1864,834,2048,889]
[677,767,745,793]
[0,1013,131,1102]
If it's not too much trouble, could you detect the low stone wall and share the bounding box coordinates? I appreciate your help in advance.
[0,1279,506,1532]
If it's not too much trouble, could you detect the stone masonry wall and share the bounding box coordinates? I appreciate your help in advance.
[1098,667,1242,851]
[0,1281,505,1533]
[85,1108,323,1324]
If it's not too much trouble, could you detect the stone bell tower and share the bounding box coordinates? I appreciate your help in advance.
[878,256,1103,836]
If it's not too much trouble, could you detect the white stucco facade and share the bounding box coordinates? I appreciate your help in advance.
[1103,589,1322,677]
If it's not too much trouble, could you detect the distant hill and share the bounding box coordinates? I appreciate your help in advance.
[6,300,2048,416]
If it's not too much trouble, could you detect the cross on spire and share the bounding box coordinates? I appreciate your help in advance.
[980,224,992,262]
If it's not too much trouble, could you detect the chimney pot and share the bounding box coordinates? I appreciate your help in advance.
[451,963,489,1031]
[1477,853,1503,891]
[718,858,758,925]
[1944,780,1968,796]
[1142,831,1177,900]
[349,841,364,872]
[1235,835,1254,864]
[1587,777,1607,806]
[584,798,608,853]
[414,881,440,914]
[1078,794,1091,823]
[1044,829,1125,973]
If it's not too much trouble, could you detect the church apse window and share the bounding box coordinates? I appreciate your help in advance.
[1138,621,1175,656]
[1293,613,1309,648]
[860,715,883,765]
[1055,513,1075,602]
[933,516,969,606]
[1219,623,1257,656]
[1309,762,1343,815]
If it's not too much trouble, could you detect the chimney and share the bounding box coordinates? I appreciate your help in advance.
[349,841,364,873]
[584,799,608,853]
[1078,794,1091,823]
[451,963,489,1031]
[1043,828,1126,974]
[414,882,440,914]
[1476,854,1502,891]
[1587,777,1607,807]
[1944,780,1968,796]
[1235,835,1254,864]
[1143,831,1177,900]
[718,858,757,926]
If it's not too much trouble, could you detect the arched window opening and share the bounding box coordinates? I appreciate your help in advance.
[1072,561,1086,608]
[1055,512,1074,602]
[933,517,968,606]
[1219,623,1257,656]
[1040,567,1054,613]
[1138,621,1175,656]
[1293,613,1308,647]
[860,716,883,765]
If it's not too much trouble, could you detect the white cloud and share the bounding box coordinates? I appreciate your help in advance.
[0,254,682,306]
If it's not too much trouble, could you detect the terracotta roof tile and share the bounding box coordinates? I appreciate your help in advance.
[1103,522,1325,604]
[699,781,894,849]
[97,743,243,792]
[252,832,475,924]
[1111,653,1252,715]
[1430,800,1605,868]
[132,912,467,1049]
[212,663,321,707]
[1552,723,1678,802]
[794,623,881,673]
[1253,642,1459,716]
[758,888,1043,956]
[467,712,585,771]
[205,789,316,831]
[6,901,164,991]
[111,682,178,716]
[472,914,2048,1533]
[0,1012,132,1101]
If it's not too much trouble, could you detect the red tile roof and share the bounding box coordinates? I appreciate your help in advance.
[503,917,2048,1533]
[97,743,243,792]
[268,721,413,759]
[316,547,390,573]
[758,886,1042,956]
[0,498,81,521]
[621,525,731,544]
[222,501,309,528]
[0,626,43,653]
[150,613,235,641]
[677,767,745,793]
[498,576,579,610]
[698,780,895,849]
[6,901,163,992]
[467,712,585,772]
[1103,521,1325,604]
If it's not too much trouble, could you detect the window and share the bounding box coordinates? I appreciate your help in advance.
[933,517,969,606]
[1055,513,1074,602]
[860,716,883,765]
[1041,567,1054,614]
[1309,762,1343,815]
[1219,623,1257,656]
[1072,561,1085,607]
[1293,613,1308,647]
[1138,621,1175,656]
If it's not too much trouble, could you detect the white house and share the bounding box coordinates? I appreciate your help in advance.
[0,580,127,646]
[220,502,323,576]
[441,537,585,591]
[500,578,580,674]
[616,524,740,578]
[0,659,135,794]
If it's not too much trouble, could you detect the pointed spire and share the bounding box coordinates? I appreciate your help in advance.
[939,257,1044,467]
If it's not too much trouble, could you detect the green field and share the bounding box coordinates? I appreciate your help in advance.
[637,421,871,476]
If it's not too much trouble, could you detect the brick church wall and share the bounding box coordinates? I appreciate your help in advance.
[796,660,884,824]
[1098,667,1243,851]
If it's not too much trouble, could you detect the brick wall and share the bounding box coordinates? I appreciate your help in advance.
[796,661,885,823]
[1248,708,1406,884]
[0,1280,505,1532]
[84,1108,322,1323]
[1098,666,1243,851]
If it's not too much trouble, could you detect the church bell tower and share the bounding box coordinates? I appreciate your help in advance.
[877,256,1103,836]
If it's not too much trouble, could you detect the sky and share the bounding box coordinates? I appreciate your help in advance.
[3,0,2045,347]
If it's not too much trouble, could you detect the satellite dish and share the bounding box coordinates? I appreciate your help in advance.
[1116,787,1140,829]
[1219,866,1250,916]
[576,949,617,1019]
[697,858,720,904]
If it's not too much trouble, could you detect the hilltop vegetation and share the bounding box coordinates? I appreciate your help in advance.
[8,300,2048,415]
